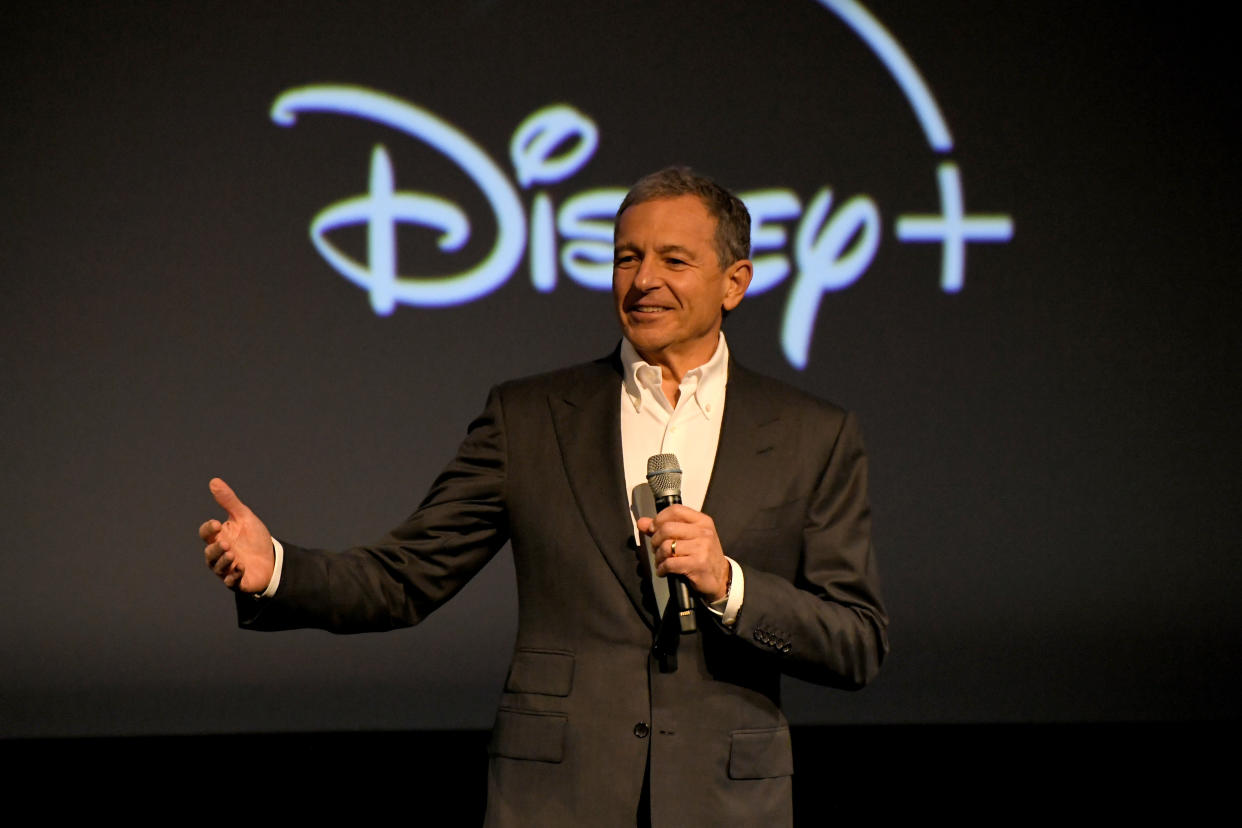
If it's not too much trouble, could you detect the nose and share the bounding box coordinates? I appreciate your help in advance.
[633,258,661,291]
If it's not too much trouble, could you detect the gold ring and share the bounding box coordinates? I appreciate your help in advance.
[670,540,677,556]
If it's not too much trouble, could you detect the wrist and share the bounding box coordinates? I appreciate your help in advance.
[712,559,732,603]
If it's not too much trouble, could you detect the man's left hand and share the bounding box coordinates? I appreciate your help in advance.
[638,504,730,603]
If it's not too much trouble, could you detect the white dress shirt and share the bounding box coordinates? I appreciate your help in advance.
[620,333,744,626]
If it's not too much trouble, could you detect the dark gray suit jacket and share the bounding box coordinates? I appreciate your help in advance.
[240,353,888,826]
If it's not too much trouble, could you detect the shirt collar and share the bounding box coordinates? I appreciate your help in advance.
[620,333,729,419]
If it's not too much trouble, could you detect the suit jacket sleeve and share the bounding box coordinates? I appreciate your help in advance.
[236,386,510,632]
[711,401,888,690]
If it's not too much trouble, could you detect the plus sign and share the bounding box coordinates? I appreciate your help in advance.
[895,162,1013,292]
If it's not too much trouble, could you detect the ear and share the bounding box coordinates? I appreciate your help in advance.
[721,259,753,312]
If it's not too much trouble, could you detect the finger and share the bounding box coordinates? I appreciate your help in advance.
[652,503,700,524]
[649,523,692,553]
[204,538,231,569]
[198,519,222,543]
[652,506,718,540]
[211,550,234,577]
[654,542,672,574]
[655,550,692,578]
[209,477,249,521]
[636,516,655,535]
[654,537,691,566]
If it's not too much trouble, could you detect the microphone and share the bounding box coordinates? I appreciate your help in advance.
[646,453,696,634]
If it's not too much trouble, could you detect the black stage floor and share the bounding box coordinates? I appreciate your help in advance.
[4,723,1227,822]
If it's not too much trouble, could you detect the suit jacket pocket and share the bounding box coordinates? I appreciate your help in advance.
[728,726,794,779]
[504,648,575,696]
[489,707,567,763]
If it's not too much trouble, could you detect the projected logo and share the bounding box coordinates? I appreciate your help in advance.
[271,0,1012,369]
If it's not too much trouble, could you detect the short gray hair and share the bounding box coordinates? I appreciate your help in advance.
[616,167,751,267]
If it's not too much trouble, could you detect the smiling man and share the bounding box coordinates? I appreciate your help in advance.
[613,192,751,394]
[201,167,887,827]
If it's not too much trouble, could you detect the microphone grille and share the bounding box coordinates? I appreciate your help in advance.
[646,453,682,498]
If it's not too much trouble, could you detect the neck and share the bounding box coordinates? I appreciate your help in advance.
[633,338,721,407]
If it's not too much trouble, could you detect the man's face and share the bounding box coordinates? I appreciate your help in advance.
[612,195,751,369]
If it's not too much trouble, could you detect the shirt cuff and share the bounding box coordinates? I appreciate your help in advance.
[704,556,744,627]
[257,537,284,598]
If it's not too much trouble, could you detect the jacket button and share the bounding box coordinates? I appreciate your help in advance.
[633,722,650,738]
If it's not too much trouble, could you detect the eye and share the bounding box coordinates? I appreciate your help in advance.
[614,253,638,266]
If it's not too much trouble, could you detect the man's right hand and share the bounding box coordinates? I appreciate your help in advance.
[199,477,275,594]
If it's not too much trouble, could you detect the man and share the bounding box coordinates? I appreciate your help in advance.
[201,167,887,826]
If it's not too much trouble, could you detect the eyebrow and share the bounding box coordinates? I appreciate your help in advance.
[612,243,697,257]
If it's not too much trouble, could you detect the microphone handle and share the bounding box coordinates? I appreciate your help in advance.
[654,494,696,633]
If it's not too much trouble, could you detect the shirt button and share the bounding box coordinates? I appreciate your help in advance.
[633,722,650,738]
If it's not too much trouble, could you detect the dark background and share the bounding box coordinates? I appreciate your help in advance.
[3,0,1237,787]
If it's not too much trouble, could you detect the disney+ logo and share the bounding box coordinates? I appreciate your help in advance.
[270,4,1013,369]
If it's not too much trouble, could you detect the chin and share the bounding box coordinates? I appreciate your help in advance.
[622,324,668,348]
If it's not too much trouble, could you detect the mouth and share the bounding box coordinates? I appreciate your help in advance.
[626,303,671,316]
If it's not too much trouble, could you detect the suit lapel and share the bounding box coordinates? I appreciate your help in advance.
[549,355,655,629]
[702,360,784,554]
